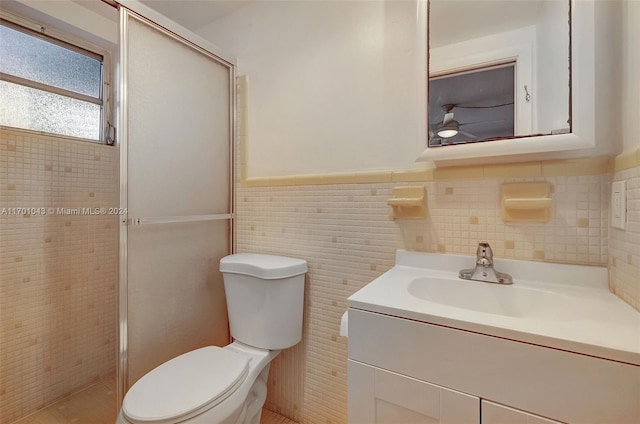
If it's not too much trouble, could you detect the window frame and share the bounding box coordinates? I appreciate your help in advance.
[0,11,112,144]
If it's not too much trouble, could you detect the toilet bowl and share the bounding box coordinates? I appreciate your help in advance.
[116,342,278,424]
[117,253,307,424]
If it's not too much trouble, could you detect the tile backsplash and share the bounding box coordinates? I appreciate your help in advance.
[609,165,640,310]
[0,129,119,423]
[397,175,610,264]
[236,172,612,424]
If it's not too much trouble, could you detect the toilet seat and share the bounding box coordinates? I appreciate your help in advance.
[122,346,250,424]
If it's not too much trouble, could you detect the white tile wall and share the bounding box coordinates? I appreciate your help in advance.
[0,129,119,423]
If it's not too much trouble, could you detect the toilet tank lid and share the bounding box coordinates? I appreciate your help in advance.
[220,253,307,279]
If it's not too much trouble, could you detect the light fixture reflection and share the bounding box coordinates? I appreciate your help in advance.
[437,121,459,138]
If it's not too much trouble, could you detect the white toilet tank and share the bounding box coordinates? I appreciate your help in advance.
[220,253,307,350]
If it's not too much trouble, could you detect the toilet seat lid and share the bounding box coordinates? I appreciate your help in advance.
[122,346,249,423]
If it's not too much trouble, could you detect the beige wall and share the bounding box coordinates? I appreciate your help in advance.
[0,129,119,423]
[622,0,640,153]
[2,1,117,47]
[199,0,426,177]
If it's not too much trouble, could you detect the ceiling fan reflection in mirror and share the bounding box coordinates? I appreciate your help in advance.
[429,102,514,147]
[428,62,516,147]
[435,104,477,139]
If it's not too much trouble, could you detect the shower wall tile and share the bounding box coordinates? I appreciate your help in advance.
[609,165,640,310]
[236,175,610,424]
[0,129,119,423]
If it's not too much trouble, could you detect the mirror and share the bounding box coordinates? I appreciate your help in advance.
[428,0,571,147]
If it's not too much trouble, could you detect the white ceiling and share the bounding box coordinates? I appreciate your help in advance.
[70,0,251,30]
[70,0,117,20]
[137,0,252,30]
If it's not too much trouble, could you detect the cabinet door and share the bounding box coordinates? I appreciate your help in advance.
[348,360,479,424]
[482,400,563,424]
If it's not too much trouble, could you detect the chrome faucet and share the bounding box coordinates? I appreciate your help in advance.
[459,242,513,285]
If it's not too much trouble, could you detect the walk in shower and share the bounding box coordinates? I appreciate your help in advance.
[0,1,234,422]
[0,2,119,420]
[0,130,119,423]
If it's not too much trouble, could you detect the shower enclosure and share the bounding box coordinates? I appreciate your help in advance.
[0,1,234,421]
[116,0,235,405]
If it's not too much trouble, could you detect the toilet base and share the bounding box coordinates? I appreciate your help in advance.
[232,363,270,424]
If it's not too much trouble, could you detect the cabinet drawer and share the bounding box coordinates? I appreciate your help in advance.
[348,309,640,424]
[482,400,563,424]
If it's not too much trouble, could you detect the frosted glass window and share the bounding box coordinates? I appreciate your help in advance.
[0,21,103,140]
[0,80,100,140]
[0,23,102,97]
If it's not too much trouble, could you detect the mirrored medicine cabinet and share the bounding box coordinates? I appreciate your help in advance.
[417,0,622,166]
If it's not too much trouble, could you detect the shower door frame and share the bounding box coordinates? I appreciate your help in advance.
[116,0,237,408]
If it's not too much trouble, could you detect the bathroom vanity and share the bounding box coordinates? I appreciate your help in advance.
[347,251,640,424]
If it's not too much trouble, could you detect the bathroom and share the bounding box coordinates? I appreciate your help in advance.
[0,0,638,423]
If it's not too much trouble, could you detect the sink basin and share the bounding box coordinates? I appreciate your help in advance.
[348,250,640,365]
[407,276,576,320]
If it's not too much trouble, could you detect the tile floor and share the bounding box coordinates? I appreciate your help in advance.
[10,375,297,424]
[12,376,117,424]
[261,409,298,424]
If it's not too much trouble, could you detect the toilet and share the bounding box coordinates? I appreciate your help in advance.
[117,253,307,424]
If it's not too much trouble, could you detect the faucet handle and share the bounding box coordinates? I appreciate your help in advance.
[476,241,494,265]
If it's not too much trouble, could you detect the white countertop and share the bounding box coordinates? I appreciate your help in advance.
[348,250,640,366]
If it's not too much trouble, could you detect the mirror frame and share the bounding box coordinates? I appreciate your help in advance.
[417,0,615,166]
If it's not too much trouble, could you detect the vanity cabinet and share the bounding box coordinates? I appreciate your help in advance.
[348,360,563,424]
[347,308,640,424]
[348,361,479,423]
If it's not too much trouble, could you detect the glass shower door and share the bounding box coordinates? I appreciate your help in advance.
[118,6,234,403]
